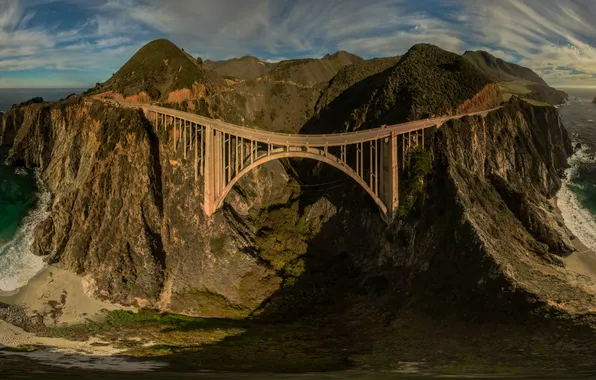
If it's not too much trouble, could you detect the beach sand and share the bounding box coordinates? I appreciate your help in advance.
[553,197,596,281]
[0,266,166,371]
[0,265,130,325]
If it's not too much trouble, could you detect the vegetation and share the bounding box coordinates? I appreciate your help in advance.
[463,50,568,105]
[304,44,496,135]
[11,96,43,109]
[102,39,219,101]
[381,44,494,121]
[83,82,103,95]
[398,146,432,216]
[45,308,246,343]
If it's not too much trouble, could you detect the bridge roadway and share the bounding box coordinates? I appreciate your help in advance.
[110,100,501,147]
[101,98,501,222]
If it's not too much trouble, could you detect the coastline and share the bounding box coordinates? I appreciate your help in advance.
[0,265,165,371]
[555,157,596,280]
[0,265,132,326]
[553,196,596,280]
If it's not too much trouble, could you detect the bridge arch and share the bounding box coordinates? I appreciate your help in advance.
[214,147,388,215]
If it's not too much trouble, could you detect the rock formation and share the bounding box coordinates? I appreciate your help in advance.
[1,40,592,324]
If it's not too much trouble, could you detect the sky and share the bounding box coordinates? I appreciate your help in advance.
[1,0,596,88]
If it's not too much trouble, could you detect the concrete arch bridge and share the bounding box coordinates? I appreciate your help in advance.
[119,102,497,223]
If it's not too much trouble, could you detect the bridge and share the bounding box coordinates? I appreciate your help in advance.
[110,100,498,223]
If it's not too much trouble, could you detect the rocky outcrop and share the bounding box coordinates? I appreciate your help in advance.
[4,42,593,323]
[0,107,24,147]
[524,84,568,106]
[2,98,337,317]
[398,97,588,315]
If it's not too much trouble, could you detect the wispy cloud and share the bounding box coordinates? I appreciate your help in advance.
[1,0,596,87]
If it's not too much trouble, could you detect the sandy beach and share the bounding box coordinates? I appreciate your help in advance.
[552,196,596,281]
[0,265,130,325]
[0,265,166,371]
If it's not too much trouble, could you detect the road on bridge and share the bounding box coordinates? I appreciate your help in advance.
[100,98,502,147]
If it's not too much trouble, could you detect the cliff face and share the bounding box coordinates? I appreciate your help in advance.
[0,98,335,317]
[3,96,589,320]
[385,98,591,316]
[2,43,592,321]
[1,107,24,147]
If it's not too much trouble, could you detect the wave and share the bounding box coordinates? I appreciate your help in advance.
[557,148,596,252]
[0,171,50,293]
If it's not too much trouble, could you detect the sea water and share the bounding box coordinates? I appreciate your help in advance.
[0,88,86,292]
[0,148,50,293]
[0,88,87,113]
[556,87,596,251]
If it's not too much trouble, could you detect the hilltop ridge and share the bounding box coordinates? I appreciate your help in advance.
[463,50,568,105]
[303,43,501,134]
[100,39,222,101]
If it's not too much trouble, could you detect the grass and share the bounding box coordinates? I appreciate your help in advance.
[1,344,40,353]
[45,309,248,346]
[398,146,432,217]
[103,39,216,101]
[521,98,551,107]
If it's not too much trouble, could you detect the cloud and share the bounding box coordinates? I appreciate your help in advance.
[2,0,596,87]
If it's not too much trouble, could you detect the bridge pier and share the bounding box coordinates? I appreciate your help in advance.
[203,125,215,216]
[380,131,399,223]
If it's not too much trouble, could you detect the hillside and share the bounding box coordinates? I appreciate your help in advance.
[315,56,401,113]
[5,37,596,375]
[204,56,276,80]
[261,51,364,87]
[100,39,222,101]
[463,50,567,105]
[303,44,501,134]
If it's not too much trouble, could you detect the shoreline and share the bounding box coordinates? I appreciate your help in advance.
[553,196,596,280]
[554,156,596,280]
[0,265,164,371]
[0,265,133,325]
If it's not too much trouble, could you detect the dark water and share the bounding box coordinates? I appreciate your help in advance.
[555,87,596,250]
[0,147,47,292]
[0,88,87,113]
[0,148,38,242]
[0,88,83,291]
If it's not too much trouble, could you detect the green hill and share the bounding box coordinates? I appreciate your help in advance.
[204,56,276,80]
[463,50,567,105]
[262,51,364,87]
[102,39,221,101]
[303,44,498,134]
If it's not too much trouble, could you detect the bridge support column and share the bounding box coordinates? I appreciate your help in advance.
[203,125,215,216]
[380,131,399,223]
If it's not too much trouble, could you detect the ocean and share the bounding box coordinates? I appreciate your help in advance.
[0,88,87,292]
[0,148,48,293]
[556,87,596,251]
[0,88,88,113]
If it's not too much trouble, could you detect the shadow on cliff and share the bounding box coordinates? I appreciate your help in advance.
[148,164,400,372]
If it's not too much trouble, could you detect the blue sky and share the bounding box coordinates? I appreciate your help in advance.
[1,0,596,88]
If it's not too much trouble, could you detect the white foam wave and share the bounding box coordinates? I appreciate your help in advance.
[0,171,50,293]
[557,148,596,252]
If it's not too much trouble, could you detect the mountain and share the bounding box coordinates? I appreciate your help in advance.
[203,56,276,80]
[100,39,222,101]
[3,39,596,373]
[304,44,501,134]
[463,50,568,105]
[261,50,364,87]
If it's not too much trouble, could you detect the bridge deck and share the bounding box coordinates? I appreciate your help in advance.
[112,100,501,147]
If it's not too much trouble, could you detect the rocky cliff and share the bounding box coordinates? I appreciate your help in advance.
[1,43,593,324]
